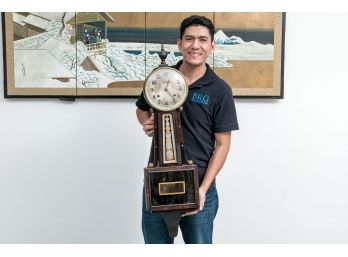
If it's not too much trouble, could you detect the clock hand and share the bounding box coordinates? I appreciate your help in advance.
[164,79,170,91]
[164,79,175,99]
[167,89,175,98]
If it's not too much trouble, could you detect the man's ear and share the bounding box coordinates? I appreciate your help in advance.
[177,39,182,51]
[210,41,216,54]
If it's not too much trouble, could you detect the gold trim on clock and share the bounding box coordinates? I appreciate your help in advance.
[158,181,186,196]
[162,113,177,164]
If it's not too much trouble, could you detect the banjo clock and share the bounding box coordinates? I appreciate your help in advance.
[143,43,199,237]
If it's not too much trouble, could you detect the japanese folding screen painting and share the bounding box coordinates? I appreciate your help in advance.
[2,12,285,98]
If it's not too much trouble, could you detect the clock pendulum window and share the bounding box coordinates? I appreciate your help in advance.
[143,43,199,237]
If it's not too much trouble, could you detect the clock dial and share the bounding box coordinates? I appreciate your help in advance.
[144,67,188,111]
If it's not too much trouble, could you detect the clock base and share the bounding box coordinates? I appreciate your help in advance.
[144,164,199,213]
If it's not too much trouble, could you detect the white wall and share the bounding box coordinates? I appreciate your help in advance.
[1,13,348,243]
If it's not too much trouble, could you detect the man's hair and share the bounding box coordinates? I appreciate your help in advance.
[180,15,215,41]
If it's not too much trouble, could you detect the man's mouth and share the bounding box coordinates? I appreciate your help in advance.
[188,52,201,57]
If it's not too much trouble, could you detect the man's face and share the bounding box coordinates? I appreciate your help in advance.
[177,25,216,67]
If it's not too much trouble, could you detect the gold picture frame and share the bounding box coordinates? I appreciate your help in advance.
[2,12,285,98]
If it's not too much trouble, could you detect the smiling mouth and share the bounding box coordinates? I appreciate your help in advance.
[188,52,201,56]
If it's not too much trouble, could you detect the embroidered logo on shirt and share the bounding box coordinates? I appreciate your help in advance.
[191,93,209,105]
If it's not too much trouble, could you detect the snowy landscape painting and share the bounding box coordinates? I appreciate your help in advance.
[2,12,285,97]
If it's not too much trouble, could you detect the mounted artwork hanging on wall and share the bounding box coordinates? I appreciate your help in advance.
[2,12,285,98]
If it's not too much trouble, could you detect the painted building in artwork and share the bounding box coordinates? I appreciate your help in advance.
[13,12,115,52]
[66,13,115,42]
[66,12,116,56]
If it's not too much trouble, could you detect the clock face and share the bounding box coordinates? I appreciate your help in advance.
[144,67,188,111]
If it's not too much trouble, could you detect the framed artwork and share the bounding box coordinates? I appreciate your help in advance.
[2,12,285,98]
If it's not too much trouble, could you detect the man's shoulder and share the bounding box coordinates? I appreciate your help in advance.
[208,72,232,94]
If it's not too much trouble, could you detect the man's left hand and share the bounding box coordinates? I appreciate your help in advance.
[181,187,206,217]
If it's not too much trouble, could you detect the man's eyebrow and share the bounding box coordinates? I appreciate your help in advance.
[183,35,209,39]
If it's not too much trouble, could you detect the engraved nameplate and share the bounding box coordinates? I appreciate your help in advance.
[158,181,186,195]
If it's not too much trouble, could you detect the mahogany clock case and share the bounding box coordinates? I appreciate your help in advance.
[144,164,199,212]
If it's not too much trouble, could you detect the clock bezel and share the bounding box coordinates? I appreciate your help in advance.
[143,67,188,112]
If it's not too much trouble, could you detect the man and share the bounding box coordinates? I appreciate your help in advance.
[136,15,239,244]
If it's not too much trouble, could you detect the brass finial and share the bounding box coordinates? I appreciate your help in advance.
[158,41,169,67]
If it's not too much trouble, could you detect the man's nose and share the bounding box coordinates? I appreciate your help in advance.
[191,38,200,48]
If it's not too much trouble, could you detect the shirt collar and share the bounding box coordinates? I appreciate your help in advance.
[172,60,217,89]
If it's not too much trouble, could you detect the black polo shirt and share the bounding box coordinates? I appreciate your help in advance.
[136,60,239,183]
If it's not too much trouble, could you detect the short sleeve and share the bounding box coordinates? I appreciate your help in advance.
[136,92,151,111]
[212,86,239,133]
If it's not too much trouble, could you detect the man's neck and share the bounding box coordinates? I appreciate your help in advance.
[179,62,207,86]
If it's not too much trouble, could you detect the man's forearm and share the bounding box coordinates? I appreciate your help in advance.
[200,132,231,193]
[136,108,151,125]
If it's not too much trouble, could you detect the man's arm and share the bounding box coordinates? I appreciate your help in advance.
[183,131,231,216]
[136,108,154,137]
[200,131,231,198]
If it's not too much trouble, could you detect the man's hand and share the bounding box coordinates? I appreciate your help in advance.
[142,115,154,137]
[181,187,206,217]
